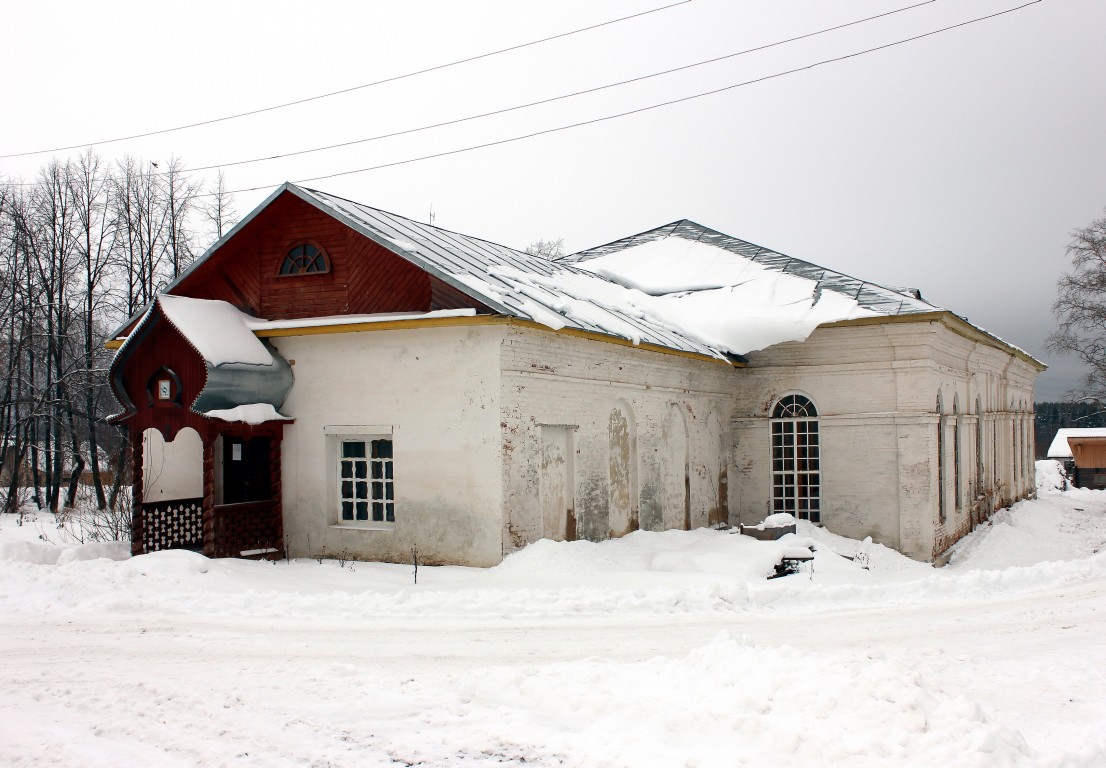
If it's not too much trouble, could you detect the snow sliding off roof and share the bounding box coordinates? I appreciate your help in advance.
[562,219,941,354]
[292,186,942,357]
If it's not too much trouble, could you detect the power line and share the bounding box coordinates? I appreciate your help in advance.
[0,1,692,160]
[185,0,936,175]
[0,0,942,187]
[210,0,1041,196]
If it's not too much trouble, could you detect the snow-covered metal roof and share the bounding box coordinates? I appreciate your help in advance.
[291,185,739,361]
[122,182,1037,366]
[558,219,937,317]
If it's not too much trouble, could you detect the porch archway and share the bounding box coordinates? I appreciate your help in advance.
[136,426,204,553]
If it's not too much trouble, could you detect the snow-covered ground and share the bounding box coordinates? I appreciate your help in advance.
[1,461,1104,767]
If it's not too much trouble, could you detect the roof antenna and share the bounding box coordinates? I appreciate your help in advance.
[429,204,436,226]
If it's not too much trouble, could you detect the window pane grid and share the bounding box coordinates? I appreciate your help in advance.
[770,396,821,523]
[339,439,394,523]
[280,243,329,275]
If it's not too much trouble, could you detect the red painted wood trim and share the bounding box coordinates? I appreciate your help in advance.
[202,434,216,558]
[131,433,144,557]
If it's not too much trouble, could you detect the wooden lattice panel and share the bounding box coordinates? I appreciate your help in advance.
[140,498,204,553]
[213,501,281,558]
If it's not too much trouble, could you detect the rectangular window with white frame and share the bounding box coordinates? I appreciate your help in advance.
[326,426,395,527]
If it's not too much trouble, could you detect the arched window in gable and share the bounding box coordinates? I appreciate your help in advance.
[770,394,820,523]
[279,242,330,276]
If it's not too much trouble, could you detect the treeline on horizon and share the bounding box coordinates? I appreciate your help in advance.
[0,152,234,517]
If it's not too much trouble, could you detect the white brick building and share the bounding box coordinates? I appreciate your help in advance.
[109,183,1042,566]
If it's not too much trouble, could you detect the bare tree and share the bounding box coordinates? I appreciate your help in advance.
[0,153,214,526]
[0,179,26,511]
[29,161,80,511]
[525,238,565,260]
[69,149,116,509]
[1049,208,1106,397]
[202,170,237,240]
[1,184,47,510]
[114,156,168,316]
[164,156,197,279]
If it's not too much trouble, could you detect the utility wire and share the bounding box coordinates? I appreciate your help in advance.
[210,0,1041,196]
[0,1,691,160]
[0,0,937,187]
[185,0,935,175]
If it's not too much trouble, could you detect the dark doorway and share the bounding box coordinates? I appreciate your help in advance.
[222,437,272,504]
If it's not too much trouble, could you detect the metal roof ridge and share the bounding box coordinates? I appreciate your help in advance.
[565,216,939,312]
[294,184,533,258]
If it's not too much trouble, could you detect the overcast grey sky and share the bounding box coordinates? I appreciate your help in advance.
[4,0,1104,399]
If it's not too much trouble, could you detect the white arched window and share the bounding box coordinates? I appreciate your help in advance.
[771,394,820,523]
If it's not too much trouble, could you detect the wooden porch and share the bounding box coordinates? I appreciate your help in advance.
[130,425,287,559]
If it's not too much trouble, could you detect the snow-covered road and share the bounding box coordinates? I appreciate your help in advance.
[1,464,1104,766]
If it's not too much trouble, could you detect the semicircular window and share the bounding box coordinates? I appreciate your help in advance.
[279,243,329,275]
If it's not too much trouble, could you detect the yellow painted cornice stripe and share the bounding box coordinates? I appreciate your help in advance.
[107,309,1037,370]
[108,314,742,367]
[255,315,741,367]
[253,314,510,337]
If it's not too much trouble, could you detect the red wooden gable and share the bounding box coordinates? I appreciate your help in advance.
[111,310,210,440]
[174,191,481,319]
[111,303,291,442]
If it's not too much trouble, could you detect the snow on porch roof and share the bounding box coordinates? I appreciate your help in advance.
[1046,428,1106,459]
[159,295,275,367]
[111,295,293,420]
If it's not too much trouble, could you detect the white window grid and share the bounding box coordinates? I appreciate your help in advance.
[339,438,394,523]
[770,396,821,523]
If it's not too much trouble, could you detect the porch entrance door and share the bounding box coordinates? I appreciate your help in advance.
[222,437,272,504]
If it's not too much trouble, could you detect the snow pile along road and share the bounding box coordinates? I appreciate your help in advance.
[446,633,1033,767]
